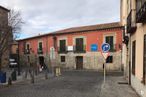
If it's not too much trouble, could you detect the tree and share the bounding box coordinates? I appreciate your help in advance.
[8,10,23,39]
[0,9,23,70]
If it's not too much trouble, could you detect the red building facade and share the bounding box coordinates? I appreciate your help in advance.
[18,22,123,71]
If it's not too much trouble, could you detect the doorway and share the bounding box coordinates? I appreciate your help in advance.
[76,56,83,70]
[39,56,44,67]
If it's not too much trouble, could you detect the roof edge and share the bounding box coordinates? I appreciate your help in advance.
[0,6,10,12]
[17,22,123,41]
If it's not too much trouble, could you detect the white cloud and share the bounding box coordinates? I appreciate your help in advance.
[0,0,120,39]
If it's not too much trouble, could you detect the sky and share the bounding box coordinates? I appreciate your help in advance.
[0,0,120,39]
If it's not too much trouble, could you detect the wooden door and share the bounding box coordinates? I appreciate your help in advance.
[76,56,83,70]
[39,56,44,67]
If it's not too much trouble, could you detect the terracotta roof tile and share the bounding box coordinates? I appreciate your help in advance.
[18,22,122,41]
[51,22,122,34]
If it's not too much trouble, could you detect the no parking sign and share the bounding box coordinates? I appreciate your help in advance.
[101,43,110,60]
[101,43,110,53]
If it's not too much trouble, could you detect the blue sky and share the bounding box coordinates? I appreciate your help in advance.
[0,0,120,39]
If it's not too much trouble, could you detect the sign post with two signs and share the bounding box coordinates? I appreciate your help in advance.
[101,43,110,84]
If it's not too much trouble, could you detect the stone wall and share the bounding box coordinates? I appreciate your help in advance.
[58,51,122,71]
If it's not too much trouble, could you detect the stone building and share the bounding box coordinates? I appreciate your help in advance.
[121,0,146,96]
[18,22,123,71]
[0,6,11,68]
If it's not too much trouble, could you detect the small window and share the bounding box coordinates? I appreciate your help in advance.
[61,56,65,62]
[106,56,113,63]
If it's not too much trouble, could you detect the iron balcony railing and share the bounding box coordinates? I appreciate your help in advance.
[136,1,146,23]
[58,46,67,54]
[37,48,43,54]
[127,10,137,33]
[73,45,86,53]
[24,49,30,54]
[108,44,122,52]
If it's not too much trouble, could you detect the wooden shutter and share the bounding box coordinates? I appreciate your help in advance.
[106,36,114,50]
[60,40,66,52]
[76,38,83,51]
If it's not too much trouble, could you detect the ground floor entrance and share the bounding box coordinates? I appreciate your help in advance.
[76,56,83,70]
[39,56,44,67]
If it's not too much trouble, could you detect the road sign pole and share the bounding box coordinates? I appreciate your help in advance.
[103,61,106,84]
[104,63,105,84]
[101,43,110,85]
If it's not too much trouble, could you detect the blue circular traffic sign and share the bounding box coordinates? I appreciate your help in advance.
[101,43,110,52]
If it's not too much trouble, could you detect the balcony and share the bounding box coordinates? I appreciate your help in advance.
[73,45,86,53]
[136,1,146,23]
[58,46,67,54]
[24,49,30,54]
[108,44,122,52]
[37,48,43,54]
[109,45,116,52]
[127,10,137,33]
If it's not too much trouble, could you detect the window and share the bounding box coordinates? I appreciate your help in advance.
[38,42,43,54]
[23,42,26,52]
[38,42,43,50]
[25,44,30,54]
[136,0,146,12]
[105,36,114,51]
[136,0,142,12]
[106,56,113,63]
[143,35,146,84]
[53,36,57,50]
[61,56,65,62]
[59,40,66,52]
[132,41,136,75]
[75,38,84,52]
[26,44,30,50]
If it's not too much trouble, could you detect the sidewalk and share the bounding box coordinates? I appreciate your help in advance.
[0,70,54,87]
[99,76,140,97]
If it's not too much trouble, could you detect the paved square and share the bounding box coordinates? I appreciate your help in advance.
[0,70,139,97]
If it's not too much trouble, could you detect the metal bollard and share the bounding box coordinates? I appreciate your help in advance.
[8,77,12,85]
[11,70,17,81]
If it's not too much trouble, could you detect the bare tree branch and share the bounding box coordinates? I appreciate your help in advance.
[0,9,23,70]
